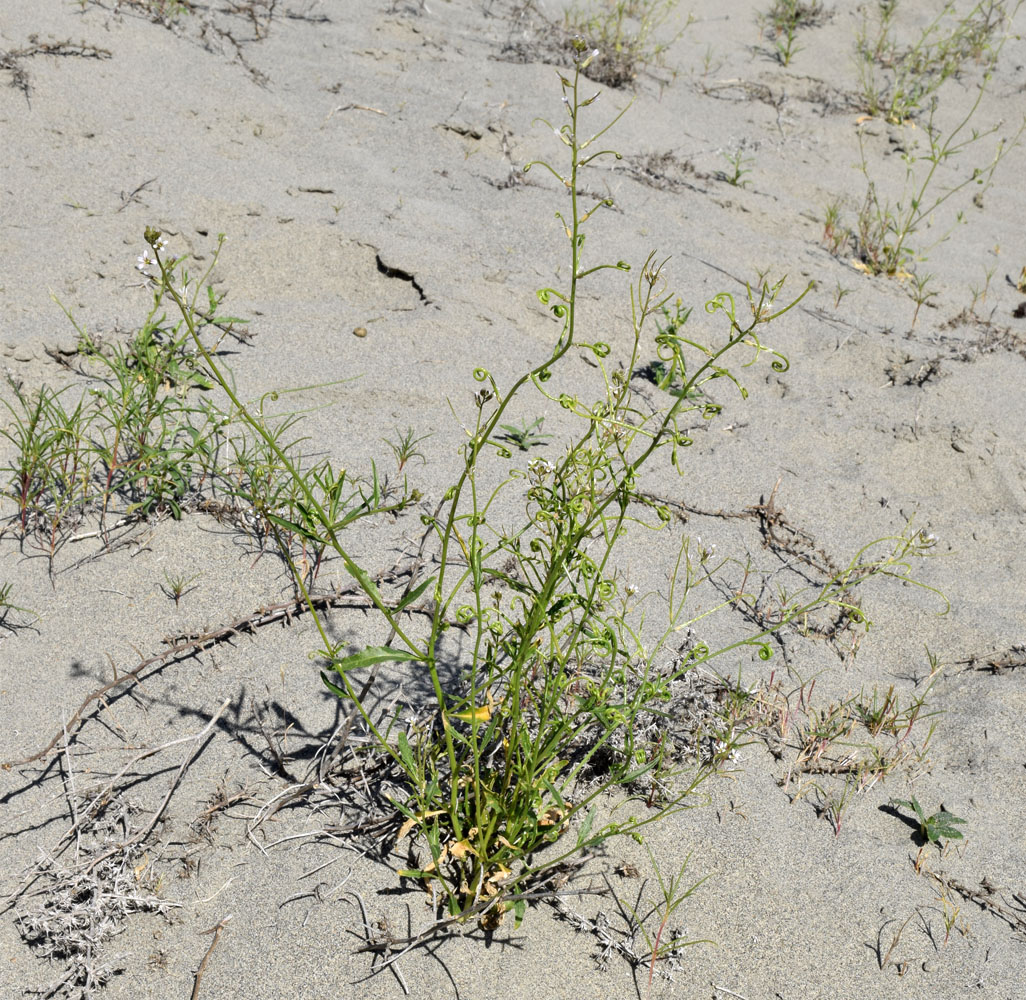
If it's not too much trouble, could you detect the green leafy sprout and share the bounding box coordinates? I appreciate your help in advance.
[891,795,967,845]
[495,416,552,451]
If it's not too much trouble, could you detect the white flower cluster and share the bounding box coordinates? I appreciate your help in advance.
[135,234,169,285]
[528,457,556,479]
[694,535,716,562]
[134,235,190,300]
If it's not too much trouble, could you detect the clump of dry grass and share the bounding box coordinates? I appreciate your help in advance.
[16,798,177,999]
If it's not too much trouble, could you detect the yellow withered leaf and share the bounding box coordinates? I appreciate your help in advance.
[450,691,497,727]
[452,704,492,725]
[538,806,565,828]
[449,839,477,860]
[423,843,449,875]
[396,809,444,843]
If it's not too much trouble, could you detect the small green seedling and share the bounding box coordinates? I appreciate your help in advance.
[635,360,702,399]
[0,581,37,630]
[891,796,966,844]
[496,416,551,451]
[619,848,712,999]
[383,426,432,471]
[161,570,201,608]
[718,145,754,188]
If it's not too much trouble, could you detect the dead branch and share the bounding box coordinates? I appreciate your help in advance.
[2,580,431,771]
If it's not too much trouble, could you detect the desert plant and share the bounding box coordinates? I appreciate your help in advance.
[821,197,850,256]
[146,44,938,930]
[718,143,754,187]
[383,425,432,471]
[842,3,1025,287]
[53,278,228,525]
[757,0,827,66]
[633,299,704,399]
[831,282,853,309]
[496,416,552,451]
[855,0,1016,124]
[0,255,249,558]
[563,0,691,87]
[618,849,711,996]
[908,271,938,326]
[0,379,95,546]
[759,0,825,33]
[891,795,966,845]
[849,80,1024,277]
[160,570,201,607]
[0,581,37,631]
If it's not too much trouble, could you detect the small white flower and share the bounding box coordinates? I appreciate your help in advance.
[137,249,157,270]
[154,235,169,251]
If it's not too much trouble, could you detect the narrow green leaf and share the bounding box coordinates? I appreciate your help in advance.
[263,509,318,540]
[396,575,436,614]
[332,645,420,673]
[542,776,565,810]
[320,671,347,700]
[370,458,381,506]
[351,565,383,604]
[576,806,597,846]
[619,758,659,784]
[397,731,416,777]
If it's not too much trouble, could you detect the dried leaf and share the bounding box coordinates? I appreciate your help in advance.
[396,809,444,843]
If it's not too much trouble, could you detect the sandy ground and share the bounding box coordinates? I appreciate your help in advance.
[2,1,1026,998]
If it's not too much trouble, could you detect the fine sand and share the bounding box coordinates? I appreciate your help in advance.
[2,2,1025,998]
